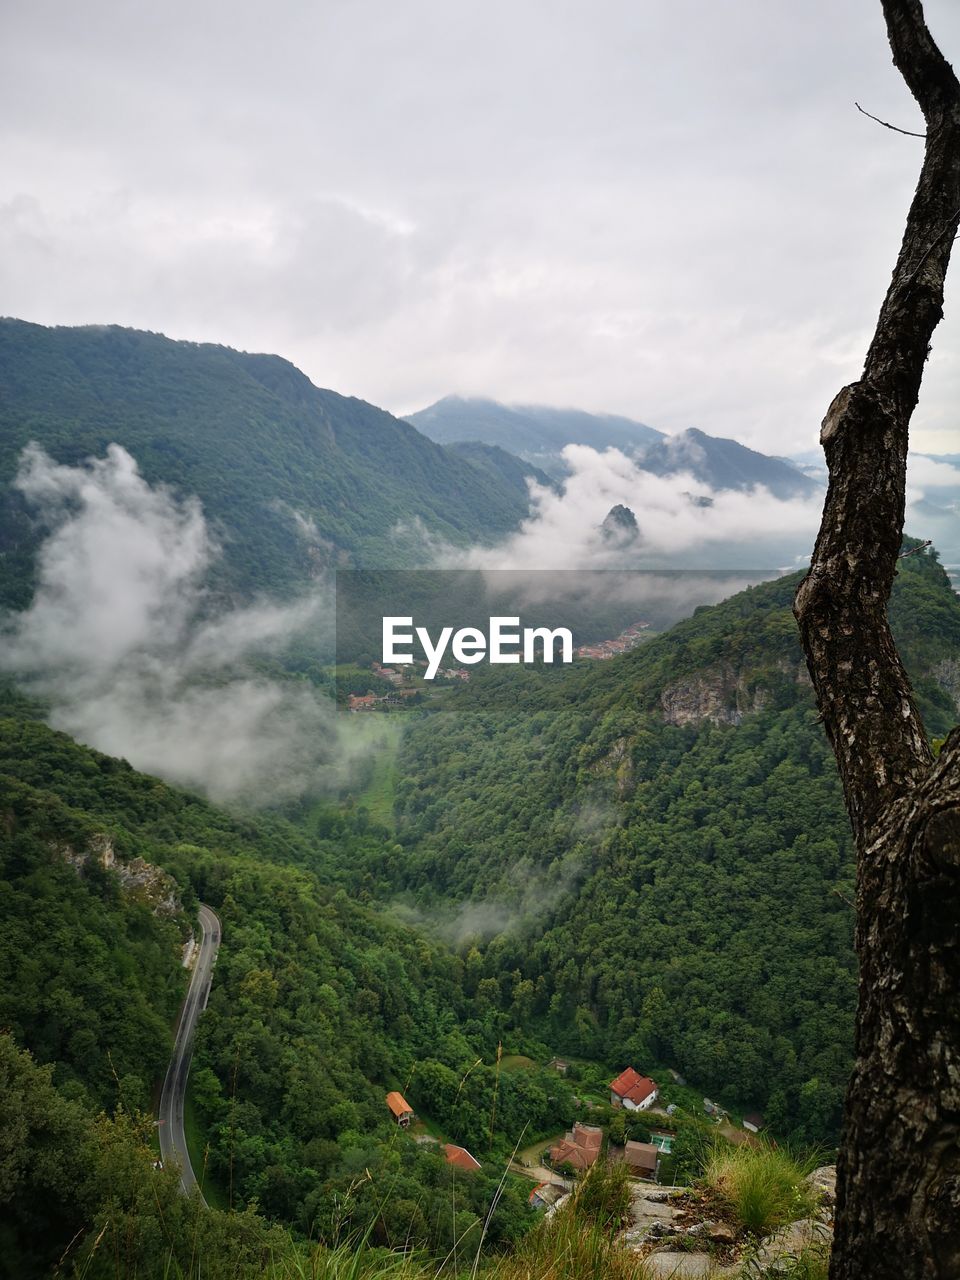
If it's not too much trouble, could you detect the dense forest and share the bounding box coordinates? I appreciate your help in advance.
[385,548,960,1142]
[1,543,956,1276]
[0,712,548,1274]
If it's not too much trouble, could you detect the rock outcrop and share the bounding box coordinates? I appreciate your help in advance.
[621,1165,835,1276]
[600,504,640,543]
[932,656,960,714]
[660,667,771,728]
[55,834,181,918]
[660,659,810,728]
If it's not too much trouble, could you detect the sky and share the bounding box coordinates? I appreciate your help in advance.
[2,0,960,454]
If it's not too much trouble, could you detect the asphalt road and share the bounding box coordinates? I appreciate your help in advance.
[158,903,221,1201]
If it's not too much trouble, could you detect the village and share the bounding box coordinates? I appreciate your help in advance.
[346,620,655,711]
[574,620,651,660]
[345,659,470,712]
[382,1058,765,1222]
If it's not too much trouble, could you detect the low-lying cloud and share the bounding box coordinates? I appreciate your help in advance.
[453,444,825,572]
[421,443,959,580]
[392,843,589,948]
[1,443,341,805]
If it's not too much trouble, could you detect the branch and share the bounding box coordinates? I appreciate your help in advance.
[855,101,926,137]
[794,0,960,842]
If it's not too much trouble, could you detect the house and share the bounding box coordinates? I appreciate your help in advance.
[609,1067,658,1111]
[624,1140,659,1180]
[743,1112,765,1134]
[550,1122,603,1171]
[348,693,381,712]
[385,1091,414,1127]
[529,1182,567,1211]
[547,1057,570,1076]
[443,1143,481,1172]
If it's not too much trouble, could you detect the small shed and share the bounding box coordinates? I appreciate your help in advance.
[624,1140,659,1180]
[385,1091,414,1127]
[529,1182,567,1211]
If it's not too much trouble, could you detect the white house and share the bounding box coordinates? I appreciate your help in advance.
[610,1067,658,1111]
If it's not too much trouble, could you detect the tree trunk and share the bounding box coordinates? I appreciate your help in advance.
[793,4,960,1276]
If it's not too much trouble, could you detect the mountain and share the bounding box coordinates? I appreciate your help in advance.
[600,503,640,542]
[3,541,956,1271]
[637,427,816,499]
[0,321,541,608]
[406,396,664,478]
[444,439,557,496]
[407,395,818,498]
[384,545,960,1142]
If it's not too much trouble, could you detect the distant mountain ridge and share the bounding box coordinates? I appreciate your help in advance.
[637,426,817,499]
[408,395,818,499]
[0,322,544,607]
[406,396,664,478]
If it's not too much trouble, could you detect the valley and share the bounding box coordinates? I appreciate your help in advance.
[0,322,957,1279]
[2,529,957,1276]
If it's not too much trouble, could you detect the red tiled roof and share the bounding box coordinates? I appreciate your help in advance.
[550,1140,592,1170]
[385,1091,412,1117]
[443,1143,481,1171]
[609,1067,657,1105]
[573,1123,603,1150]
[550,1126,602,1170]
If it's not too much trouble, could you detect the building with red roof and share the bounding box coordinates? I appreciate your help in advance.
[549,1122,604,1171]
[609,1067,658,1111]
[443,1143,481,1171]
[385,1091,414,1127]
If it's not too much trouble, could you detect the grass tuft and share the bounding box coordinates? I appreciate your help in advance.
[704,1141,819,1237]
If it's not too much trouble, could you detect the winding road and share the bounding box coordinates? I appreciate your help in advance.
[158,903,221,1202]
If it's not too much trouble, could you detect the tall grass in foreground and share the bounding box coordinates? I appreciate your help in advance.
[484,1160,653,1280]
[262,1240,434,1280]
[704,1141,819,1237]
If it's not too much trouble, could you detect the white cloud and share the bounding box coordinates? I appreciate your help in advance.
[1,444,342,805]
[448,445,825,571]
[906,453,960,503]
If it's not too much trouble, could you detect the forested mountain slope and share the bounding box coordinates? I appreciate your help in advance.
[388,548,960,1141]
[0,320,538,607]
[0,709,543,1273]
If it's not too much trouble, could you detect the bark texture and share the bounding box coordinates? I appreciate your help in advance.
[793,4,960,1276]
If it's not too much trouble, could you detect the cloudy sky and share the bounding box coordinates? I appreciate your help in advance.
[3,0,959,454]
